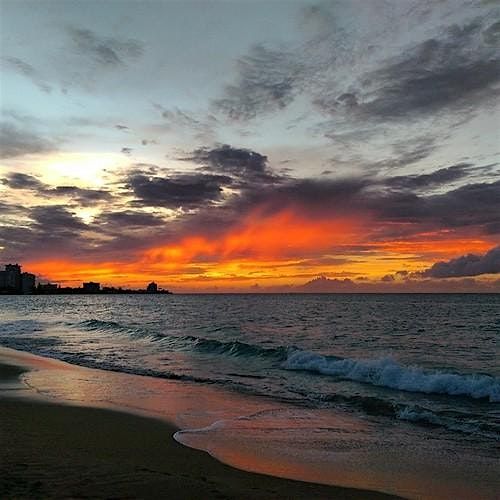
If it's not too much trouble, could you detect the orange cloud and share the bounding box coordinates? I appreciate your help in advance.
[24,209,498,290]
[144,209,364,265]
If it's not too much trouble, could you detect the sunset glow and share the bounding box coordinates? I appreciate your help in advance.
[1,0,499,292]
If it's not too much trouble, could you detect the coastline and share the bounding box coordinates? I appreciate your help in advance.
[0,347,397,499]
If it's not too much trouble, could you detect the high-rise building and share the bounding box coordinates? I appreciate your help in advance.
[21,272,36,294]
[0,264,22,292]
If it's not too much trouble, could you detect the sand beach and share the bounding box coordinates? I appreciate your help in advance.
[0,347,397,499]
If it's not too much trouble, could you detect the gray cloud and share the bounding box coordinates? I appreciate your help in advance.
[385,135,441,170]
[209,2,499,183]
[152,105,218,142]
[363,60,499,122]
[371,179,500,233]
[2,172,45,190]
[422,245,500,278]
[168,160,500,240]
[2,138,498,264]
[186,144,280,185]
[1,172,113,206]
[0,205,93,261]
[385,163,472,190]
[0,123,56,158]
[68,27,143,67]
[2,56,52,93]
[97,210,166,228]
[213,45,304,121]
[30,205,88,231]
[0,201,27,215]
[483,20,500,45]
[49,186,113,206]
[127,171,233,209]
[296,275,500,293]
[159,107,204,129]
[336,21,500,123]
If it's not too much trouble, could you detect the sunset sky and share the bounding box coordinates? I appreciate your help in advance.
[1,0,499,292]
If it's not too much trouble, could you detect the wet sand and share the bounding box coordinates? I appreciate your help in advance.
[0,349,398,499]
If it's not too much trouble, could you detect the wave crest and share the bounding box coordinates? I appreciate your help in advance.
[284,351,500,402]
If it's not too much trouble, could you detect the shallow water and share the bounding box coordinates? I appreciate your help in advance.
[1,294,499,498]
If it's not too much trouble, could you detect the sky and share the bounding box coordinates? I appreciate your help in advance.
[0,0,499,292]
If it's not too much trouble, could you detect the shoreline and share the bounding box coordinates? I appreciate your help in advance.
[0,347,398,499]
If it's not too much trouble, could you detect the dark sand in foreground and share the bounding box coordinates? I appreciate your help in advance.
[0,357,398,499]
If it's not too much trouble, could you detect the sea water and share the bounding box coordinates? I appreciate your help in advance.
[1,294,499,498]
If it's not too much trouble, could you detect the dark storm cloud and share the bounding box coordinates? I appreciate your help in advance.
[2,56,52,93]
[0,123,56,158]
[373,180,500,231]
[97,210,166,228]
[68,27,143,67]
[0,205,94,260]
[213,45,304,120]
[269,177,369,213]
[425,181,500,229]
[232,167,500,235]
[120,141,500,244]
[0,201,168,261]
[422,245,500,278]
[186,144,280,184]
[127,171,232,209]
[30,205,88,231]
[170,175,372,241]
[385,164,471,190]
[166,152,499,239]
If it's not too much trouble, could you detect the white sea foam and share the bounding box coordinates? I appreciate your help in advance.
[284,351,500,402]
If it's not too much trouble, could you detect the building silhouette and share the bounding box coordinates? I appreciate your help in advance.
[82,282,101,293]
[1,262,171,295]
[0,264,35,294]
[37,283,58,293]
[22,272,35,294]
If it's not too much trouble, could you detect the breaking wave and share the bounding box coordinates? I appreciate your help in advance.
[284,351,500,402]
[76,319,500,404]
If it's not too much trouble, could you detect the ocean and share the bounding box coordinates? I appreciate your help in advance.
[1,293,499,499]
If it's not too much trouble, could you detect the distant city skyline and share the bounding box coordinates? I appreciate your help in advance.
[1,0,499,292]
[0,262,170,294]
